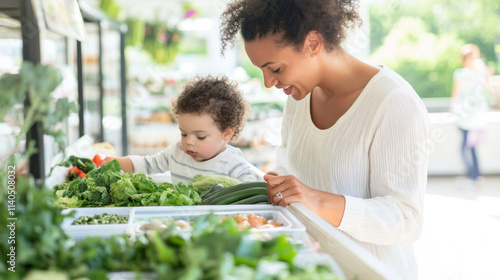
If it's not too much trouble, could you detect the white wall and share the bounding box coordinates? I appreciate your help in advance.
[427,112,500,176]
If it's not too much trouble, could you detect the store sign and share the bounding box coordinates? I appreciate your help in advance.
[35,0,87,42]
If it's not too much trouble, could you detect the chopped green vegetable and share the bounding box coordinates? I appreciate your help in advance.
[72,213,128,225]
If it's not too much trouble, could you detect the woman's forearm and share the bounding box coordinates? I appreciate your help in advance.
[311,191,346,227]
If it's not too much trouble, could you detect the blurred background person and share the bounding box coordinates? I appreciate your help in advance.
[450,43,490,187]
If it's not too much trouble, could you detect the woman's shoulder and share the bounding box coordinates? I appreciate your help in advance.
[363,67,427,113]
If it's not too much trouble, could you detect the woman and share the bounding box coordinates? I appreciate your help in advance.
[220,0,430,279]
[450,44,489,187]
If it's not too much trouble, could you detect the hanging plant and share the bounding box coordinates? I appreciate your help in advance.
[142,21,182,65]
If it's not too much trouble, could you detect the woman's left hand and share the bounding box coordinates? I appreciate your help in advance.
[264,173,317,208]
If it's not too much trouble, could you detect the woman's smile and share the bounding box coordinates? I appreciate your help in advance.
[283,85,293,95]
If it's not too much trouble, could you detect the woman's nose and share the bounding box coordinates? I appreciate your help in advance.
[263,72,278,88]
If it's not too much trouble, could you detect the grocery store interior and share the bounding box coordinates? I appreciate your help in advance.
[1,0,499,279]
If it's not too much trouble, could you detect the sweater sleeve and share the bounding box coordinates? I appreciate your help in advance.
[338,92,430,246]
[129,144,175,175]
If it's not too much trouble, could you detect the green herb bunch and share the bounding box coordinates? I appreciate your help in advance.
[0,62,78,173]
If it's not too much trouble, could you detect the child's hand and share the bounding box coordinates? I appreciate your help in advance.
[100,156,134,173]
[100,156,117,167]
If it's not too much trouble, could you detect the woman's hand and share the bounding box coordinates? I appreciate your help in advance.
[264,172,346,227]
[264,173,318,209]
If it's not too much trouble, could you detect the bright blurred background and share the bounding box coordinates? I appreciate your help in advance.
[1,1,499,279]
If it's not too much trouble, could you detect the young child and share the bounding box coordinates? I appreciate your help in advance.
[102,75,263,184]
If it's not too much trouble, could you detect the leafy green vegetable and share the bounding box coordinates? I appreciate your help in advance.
[99,159,122,174]
[81,184,111,206]
[131,173,158,193]
[110,178,137,205]
[192,174,242,193]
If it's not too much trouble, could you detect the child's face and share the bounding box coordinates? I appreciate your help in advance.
[177,113,234,162]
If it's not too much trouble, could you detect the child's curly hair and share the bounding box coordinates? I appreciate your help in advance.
[219,0,362,55]
[172,75,249,141]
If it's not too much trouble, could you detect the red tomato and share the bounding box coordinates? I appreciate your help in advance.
[92,154,103,167]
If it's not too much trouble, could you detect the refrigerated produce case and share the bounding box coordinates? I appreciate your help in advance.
[46,134,401,280]
[58,203,399,280]
[0,0,128,184]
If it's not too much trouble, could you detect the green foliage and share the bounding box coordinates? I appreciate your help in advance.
[80,182,111,206]
[0,176,75,279]
[369,0,500,98]
[370,17,463,98]
[128,182,201,206]
[0,62,78,173]
[370,0,499,63]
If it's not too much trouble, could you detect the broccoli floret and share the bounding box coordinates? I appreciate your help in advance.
[91,172,108,188]
[81,184,111,206]
[65,179,82,198]
[109,178,137,204]
[191,174,241,192]
[78,178,88,193]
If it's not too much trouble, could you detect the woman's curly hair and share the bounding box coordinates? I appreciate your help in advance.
[172,76,249,141]
[220,0,362,55]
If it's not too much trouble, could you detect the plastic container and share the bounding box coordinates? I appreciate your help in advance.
[128,205,307,244]
[61,207,134,240]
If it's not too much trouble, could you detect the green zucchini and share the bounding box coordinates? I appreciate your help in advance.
[201,183,224,199]
[230,194,269,205]
[208,187,268,205]
[200,181,267,204]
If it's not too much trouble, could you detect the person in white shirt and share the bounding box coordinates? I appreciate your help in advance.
[451,44,489,186]
[102,75,264,184]
[220,0,430,279]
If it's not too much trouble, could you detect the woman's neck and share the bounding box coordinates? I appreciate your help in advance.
[316,48,379,100]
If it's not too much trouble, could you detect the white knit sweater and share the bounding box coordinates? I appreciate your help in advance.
[273,66,430,279]
[129,141,264,185]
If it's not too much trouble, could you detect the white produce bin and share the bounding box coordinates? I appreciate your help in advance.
[61,207,135,240]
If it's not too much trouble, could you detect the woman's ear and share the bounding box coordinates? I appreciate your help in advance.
[223,127,235,141]
[304,31,323,56]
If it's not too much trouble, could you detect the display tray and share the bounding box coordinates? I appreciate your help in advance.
[61,207,134,240]
[131,205,305,234]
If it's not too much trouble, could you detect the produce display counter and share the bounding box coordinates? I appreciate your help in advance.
[59,203,400,280]
[51,136,400,279]
[287,203,400,280]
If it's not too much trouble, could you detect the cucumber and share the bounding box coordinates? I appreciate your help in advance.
[201,183,224,199]
[208,187,268,205]
[200,181,267,204]
[230,194,269,205]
